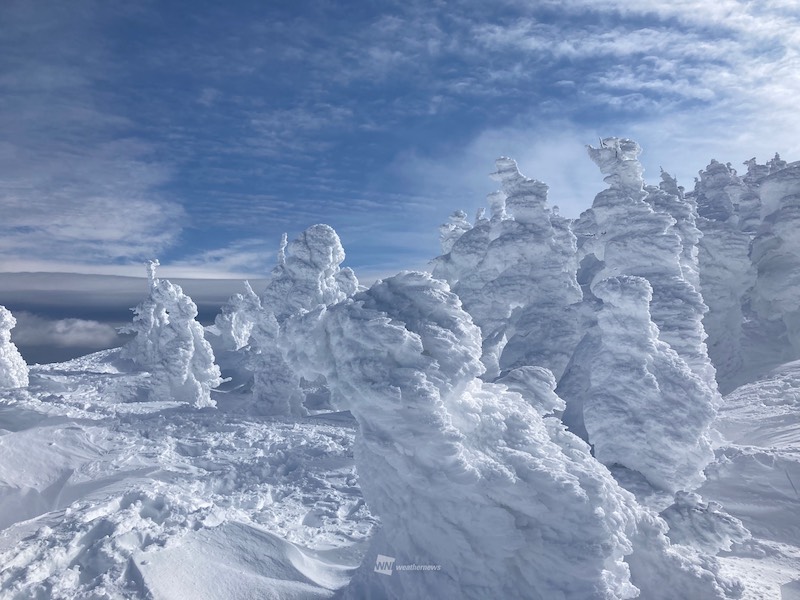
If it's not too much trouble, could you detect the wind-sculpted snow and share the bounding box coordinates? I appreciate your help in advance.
[121,261,222,408]
[578,138,717,391]
[281,271,642,599]
[560,276,715,494]
[0,306,28,388]
[432,158,581,380]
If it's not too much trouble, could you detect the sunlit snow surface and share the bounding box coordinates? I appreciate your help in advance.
[1,348,799,598]
[0,349,375,599]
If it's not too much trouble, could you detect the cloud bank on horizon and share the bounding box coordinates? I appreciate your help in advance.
[1,0,799,279]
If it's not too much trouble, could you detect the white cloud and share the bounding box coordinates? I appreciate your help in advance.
[11,312,121,349]
[0,1,183,271]
[390,120,604,219]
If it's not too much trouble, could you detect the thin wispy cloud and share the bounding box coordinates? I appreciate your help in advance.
[1,0,799,281]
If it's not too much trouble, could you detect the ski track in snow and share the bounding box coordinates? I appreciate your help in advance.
[0,349,375,599]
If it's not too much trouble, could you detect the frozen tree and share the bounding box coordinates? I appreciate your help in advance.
[281,269,738,599]
[228,224,361,416]
[0,306,28,388]
[576,137,717,391]
[213,281,263,352]
[750,163,800,356]
[282,271,640,599]
[261,224,358,321]
[692,160,757,391]
[559,276,715,494]
[432,157,582,380]
[121,261,222,408]
[438,210,472,254]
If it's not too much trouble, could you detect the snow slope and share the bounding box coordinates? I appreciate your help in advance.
[0,350,374,599]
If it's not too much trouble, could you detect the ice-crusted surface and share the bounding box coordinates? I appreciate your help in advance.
[282,271,643,600]
[120,261,222,408]
[560,276,715,494]
[431,158,581,379]
[577,138,717,392]
[0,306,28,389]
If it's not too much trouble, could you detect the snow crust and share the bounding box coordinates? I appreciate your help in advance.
[121,261,222,407]
[0,306,28,388]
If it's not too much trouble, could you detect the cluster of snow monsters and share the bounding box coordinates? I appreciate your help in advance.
[21,136,792,597]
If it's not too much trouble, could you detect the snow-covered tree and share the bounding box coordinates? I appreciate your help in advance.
[121,260,222,408]
[261,224,358,321]
[692,160,757,391]
[576,138,717,391]
[432,157,582,380]
[281,269,738,599]
[282,271,640,599]
[0,306,28,388]
[211,225,359,416]
[560,276,716,494]
[213,280,263,353]
[750,163,800,356]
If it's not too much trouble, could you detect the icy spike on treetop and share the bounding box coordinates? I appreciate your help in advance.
[146,259,160,286]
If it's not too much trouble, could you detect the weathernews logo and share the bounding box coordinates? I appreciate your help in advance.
[374,554,441,576]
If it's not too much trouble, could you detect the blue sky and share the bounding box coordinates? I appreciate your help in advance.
[2,0,800,282]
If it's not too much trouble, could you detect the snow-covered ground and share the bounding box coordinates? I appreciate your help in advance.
[0,350,374,599]
[1,348,799,598]
[702,361,800,599]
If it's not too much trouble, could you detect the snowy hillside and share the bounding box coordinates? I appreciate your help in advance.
[2,139,800,599]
